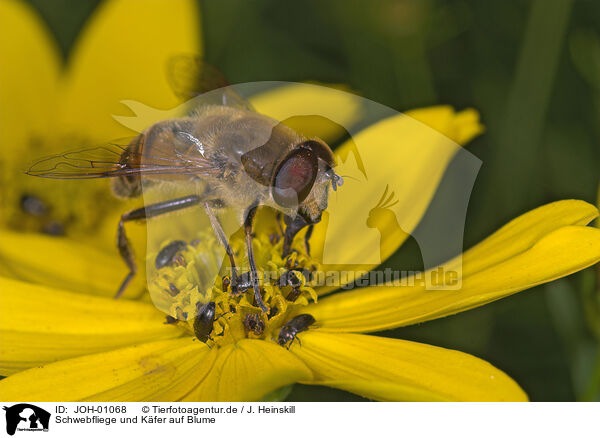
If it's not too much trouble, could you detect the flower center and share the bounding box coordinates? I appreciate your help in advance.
[1,136,119,237]
[148,225,319,347]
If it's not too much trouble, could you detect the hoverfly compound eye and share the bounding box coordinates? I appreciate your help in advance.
[301,139,335,167]
[272,148,318,208]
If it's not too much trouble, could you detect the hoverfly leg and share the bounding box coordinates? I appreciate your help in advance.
[116,217,137,299]
[304,224,314,256]
[114,195,203,299]
[282,214,309,258]
[244,204,269,313]
[275,212,285,236]
[203,201,240,293]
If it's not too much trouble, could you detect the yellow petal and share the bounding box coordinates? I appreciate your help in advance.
[309,107,482,294]
[81,195,148,261]
[0,0,61,222]
[0,277,182,375]
[0,0,60,153]
[294,332,527,401]
[0,338,212,401]
[596,183,600,228]
[406,105,484,144]
[59,0,201,141]
[448,199,598,276]
[308,200,600,332]
[0,229,145,297]
[181,339,312,401]
[250,83,362,144]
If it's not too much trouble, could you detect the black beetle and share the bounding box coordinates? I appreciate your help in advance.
[277,314,315,349]
[244,313,265,336]
[194,301,231,343]
[155,240,188,269]
[193,302,217,343]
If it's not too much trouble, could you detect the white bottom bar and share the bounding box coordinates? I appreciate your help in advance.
[1,402,596,438]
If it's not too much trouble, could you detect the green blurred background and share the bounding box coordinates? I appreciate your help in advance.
[28,0,600,401]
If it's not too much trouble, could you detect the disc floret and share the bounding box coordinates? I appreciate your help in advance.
[149,229,319,347]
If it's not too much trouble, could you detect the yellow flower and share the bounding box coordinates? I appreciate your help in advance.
[2,196,600,401]
[0,0,199,248]
[2,0,600,403]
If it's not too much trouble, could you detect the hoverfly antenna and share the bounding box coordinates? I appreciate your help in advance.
[328,169,344,192]
[339,174,359,182]
[332,174,343,192]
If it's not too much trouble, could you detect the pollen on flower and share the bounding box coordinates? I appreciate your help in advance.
[148,225,319,348]
[3,137,119,237]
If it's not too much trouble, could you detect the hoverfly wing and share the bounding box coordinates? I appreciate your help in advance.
[166,54,255,111]
[26,136,218,179]
[25,138,138,179]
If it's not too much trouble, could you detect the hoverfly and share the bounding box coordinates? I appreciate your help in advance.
[26,56,343,313]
